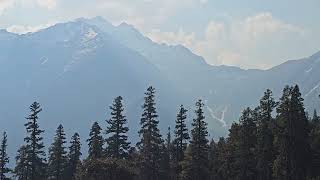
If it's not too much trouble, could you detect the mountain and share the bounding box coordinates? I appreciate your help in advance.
[0,20,179,155]
[0,17,319,156]
[84,16,320,132]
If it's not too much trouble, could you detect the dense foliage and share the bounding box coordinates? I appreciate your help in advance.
[0,85,319,180]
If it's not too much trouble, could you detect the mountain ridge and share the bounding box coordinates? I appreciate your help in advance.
[0,17,319,157]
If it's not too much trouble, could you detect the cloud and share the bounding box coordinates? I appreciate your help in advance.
[36,0,56,9]
[199,0,208,4]
[146,12,306,69]
[15,0,57,10]
[148,28,196,47]
[94,0,206,30]
[0,0,14,15]
[6,22,56,34]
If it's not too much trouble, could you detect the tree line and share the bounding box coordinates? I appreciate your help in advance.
[0,85,319,180]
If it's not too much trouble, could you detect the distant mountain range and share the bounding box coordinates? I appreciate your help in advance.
[0,17,319,154]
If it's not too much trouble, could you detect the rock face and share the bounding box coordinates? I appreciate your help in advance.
[0,17,319,154]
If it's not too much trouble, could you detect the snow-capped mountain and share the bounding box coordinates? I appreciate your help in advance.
[0,17,319,154]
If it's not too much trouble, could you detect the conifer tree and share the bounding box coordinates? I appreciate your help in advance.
[159,127,173,180]
[47,125,68,180]
[105,96,130,159]
[210,137,227,180]
[310,109,320,178]
[180,99,209,180]
[208,139,218,180]
[179,146,193,180]
[172,105,190,180]
[312,109,319,123]
[87,122,104,159]
[66,133,81,180]
[273,85,310,180]
[15,145,30,180]
[173,105,189,162]
[137,86,163,180]
[24,101,47,180]
[256,89,277,180]
[234,108,257,180]
[220,123,240,180]
[0,132,10,180]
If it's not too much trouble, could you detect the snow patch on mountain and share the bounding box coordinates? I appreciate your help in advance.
[82,28,97,43]
[206,105,228,127]
[40,57,48,65]
[305,82,320,97]
[305,67,313,73]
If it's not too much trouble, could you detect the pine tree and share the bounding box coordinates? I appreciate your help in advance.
[172,105,189,180]
[24,102,46,180]
[47,125,68,180]
[273,85,310,180]
[180,99,209,180]
[0,132,10,180]
[87,122,104,159]
[137,86,163,180]
[310,109,320,178]
[256,89,277,180]
[66,133,81,180]
[234,108,257,180]
[220,123,240,180]
[173,105,189,162]
[208,139,218,180]
[179,146,193,180]
[160,127,172,180]
[210,137,227,180]
[105,96,130,159]
[15,145,31,180]
[312,109,319,123]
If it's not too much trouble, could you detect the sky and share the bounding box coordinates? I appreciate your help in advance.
[0,0,319,69]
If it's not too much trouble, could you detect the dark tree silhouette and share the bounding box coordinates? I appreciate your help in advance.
[0,132,10,180]
[87,122,104,160]
[105,96,130,159]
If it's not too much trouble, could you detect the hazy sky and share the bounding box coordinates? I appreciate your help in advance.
[0,0,319,69]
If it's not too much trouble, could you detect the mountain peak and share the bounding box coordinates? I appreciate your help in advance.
[90,16,106,22]
[117,22,141,34]
[76,16,115,34]
[75,16,107,23]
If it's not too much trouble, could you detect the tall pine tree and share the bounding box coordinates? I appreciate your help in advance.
[137,86,163,180]
[66,133,81,180]
[273,85,310,180]
[256,89,277,180]
[173,105,190,162]
[105,96,130,159]
[24,101,46,180]
[47,125,68,180]
[180,99,209,180]
[0,132,10,180]
[87,122,104,159]
[172,105,189,180]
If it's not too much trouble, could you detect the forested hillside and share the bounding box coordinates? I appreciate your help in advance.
[0,85,319,180]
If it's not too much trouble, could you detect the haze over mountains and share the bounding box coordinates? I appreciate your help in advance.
[0,17,319,153]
